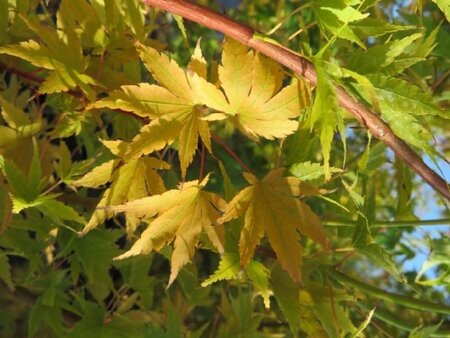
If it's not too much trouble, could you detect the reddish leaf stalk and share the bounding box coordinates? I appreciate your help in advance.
[0,61,45,84]
[211,134,253,174]
[0,61,82,97]
[199,141,206,181]
[142,0,450,201]
[328,283,341,337]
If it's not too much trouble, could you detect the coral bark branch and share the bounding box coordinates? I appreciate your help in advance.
[142,0,450,201]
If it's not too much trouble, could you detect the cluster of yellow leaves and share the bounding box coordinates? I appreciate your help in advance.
[0,15,98,98]
[81,167,327,284]
[88,38,303,177]
[74,38,326,283]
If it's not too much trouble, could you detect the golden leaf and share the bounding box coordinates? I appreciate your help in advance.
[111,175,225,285]
[218,169,328,282]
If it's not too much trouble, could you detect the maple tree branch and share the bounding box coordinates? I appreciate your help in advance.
[142,0,450,201]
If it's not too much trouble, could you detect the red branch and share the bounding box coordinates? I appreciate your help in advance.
[142,0,450,201]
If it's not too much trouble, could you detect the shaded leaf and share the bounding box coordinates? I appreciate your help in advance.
[271,264,301,335]
[409,321,443,338]
[290,161,342,181]
[357,243,407,283]
[219,169,327,281]
[432,0,450,22]
[0,253,14,291]
[66,302,142,338]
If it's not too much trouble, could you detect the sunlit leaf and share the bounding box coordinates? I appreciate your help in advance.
[110,175,225,285]
[201,253,240,286]
[308,61,343,180]
[432,0,450,22]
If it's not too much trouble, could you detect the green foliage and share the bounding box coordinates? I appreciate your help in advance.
[0,0,449,337]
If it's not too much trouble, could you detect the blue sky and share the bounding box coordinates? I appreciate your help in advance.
[401,156,449,279]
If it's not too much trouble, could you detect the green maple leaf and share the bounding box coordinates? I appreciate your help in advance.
[202,252,271,308]
[307,61,345,180]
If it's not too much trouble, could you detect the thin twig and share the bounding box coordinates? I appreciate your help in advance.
[335,250,355,269]
[211,134,254,174]
[288,21,317,40]
[325,218,450,227]
[199,141,206,180]
[208,305,222,338]
[0,61,45,83]
[328,283,340,338]
[431,69,450,92]
[141,0,450,201]
[0,61,82,97]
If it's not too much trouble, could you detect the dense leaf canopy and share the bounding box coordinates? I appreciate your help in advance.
[0,0,449,337]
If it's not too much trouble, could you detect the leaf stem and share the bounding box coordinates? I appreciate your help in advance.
[358,304,450,338]
[199,141,206,181]
[330,270,450,315]
[41,180,63,196]
[0,61,82,98]
[328,282,341,337]
[266,3,312,36]
[208,305,222,338]
[324,218,450,228]
[0,61,44,84]
[211,134,254,174]
[288,21,317,41]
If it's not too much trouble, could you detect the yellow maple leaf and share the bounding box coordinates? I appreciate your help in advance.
[109,175,225,285]
[193,38,303,140]
[88,41,220,178]
[87,83,189,118]
[218,168,328,282]
[74,140,170,235]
